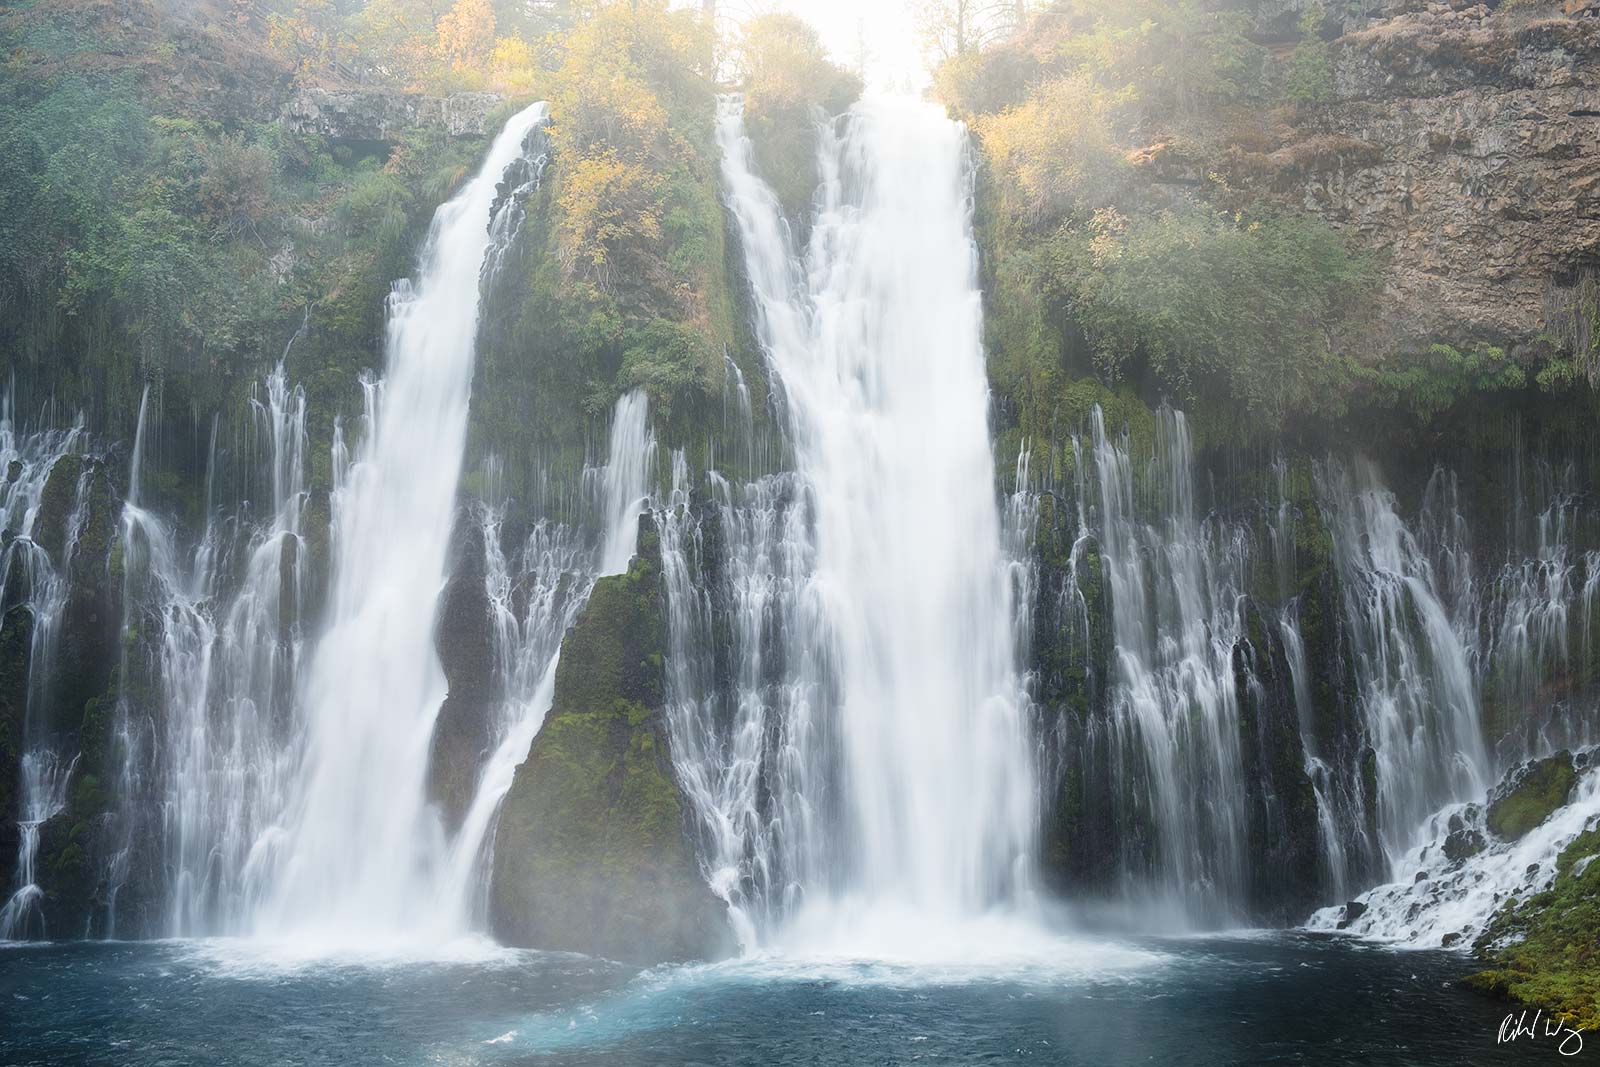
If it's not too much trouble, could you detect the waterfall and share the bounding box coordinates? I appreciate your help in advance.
[1320,458,1488,866]
[590,390,657,577]
[1304,453,1600,946]
[241,103,550,939]
[435,389,657,923]
[662,95,1035,952]
[161,366,308,935]
[0,399,88,939]
[1088,406,1250,922]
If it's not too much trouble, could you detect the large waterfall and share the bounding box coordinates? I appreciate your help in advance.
[654,96,1037,954]
[6,92,1600,975]
[246,103,552,938]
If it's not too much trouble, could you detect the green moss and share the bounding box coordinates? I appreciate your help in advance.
[1468,825,1600,1031]
[1487,752,1578,842]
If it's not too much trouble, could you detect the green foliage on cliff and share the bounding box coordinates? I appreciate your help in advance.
[468,0,746,502]
[0,0,499,502]
[942,0,1580,447]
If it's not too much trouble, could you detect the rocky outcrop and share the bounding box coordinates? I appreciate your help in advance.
[282,88,506,146]
[428,514,499,833]
[1487,750,1578,840]
[1286,5,1600,351]
[489,515,727,964]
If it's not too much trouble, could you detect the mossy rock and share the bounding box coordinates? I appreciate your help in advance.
[489,515,727,963]
[32,453,87,563]
[1487,752,1577,842]
[1443,827,1487,864]
[427,516,499,832]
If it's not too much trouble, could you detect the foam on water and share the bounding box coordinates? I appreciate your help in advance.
[1308,758,1600,948]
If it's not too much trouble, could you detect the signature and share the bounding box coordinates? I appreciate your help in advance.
[1499,1008,1586,1056]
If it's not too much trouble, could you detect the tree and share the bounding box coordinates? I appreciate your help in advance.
[436,0,497,69]
[914,0,1024,62]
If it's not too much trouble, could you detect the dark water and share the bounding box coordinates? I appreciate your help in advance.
[0,933,1565,1065]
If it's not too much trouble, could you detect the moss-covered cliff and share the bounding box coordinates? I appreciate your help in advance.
[489,515,726,963]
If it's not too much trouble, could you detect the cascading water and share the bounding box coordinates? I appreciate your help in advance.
[590,390,657,577]
[1088,406,1250,921]
[1305,454,1600,946]
[661,95,1036,953]
[1320,458,1488,866]
[0,400,88,939]
[160,366,308,935]
[437,389,657,922]
[248,102,551,939]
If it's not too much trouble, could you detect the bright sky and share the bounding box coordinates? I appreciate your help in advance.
[721,0,932,90]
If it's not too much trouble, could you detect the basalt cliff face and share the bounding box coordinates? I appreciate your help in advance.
[1309,3,1600,351]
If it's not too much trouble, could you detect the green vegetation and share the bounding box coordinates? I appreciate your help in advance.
[0,1,497,505]
[936,0,1588,448]
[1469,824,1600,1032]
[1487,752,1577,842]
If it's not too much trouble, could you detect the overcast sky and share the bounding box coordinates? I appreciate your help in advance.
[716,0,931,89]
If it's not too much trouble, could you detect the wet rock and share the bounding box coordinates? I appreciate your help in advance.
[1442,931,1462,948]
[1444,828,1487,863]
[50,459,120,740]
[1415,869,1430,883]
[0,605,33,891]
[428,514,499,833]
[1487,751,1577,841]
[1338,899,1368,928]
[1233,598,1324,921]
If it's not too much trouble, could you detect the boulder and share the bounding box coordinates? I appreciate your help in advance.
[1444,827,1487,863]
[1487,751,1577,842]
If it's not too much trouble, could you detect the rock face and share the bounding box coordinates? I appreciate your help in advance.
[1234,601,1324,921]
[1487,750,1577,841]
[0,605,34,892]
[1290,6,1600,351]
[489,516,727,964]
[428,515,499,833]
[38,456,121,741]
[282,88,506,145]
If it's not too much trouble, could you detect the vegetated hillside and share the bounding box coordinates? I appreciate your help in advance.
[936,0,1600,456]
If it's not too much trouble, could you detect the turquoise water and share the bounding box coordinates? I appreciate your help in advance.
[0,934,1554,1065]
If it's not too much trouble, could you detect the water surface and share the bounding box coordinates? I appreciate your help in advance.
[0,933,1554,1065]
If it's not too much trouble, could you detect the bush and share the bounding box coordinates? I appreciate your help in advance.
[1053,205,1382,427]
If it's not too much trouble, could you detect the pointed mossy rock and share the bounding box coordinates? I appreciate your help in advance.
[1487,751,1577,842]
[428,513,498,832]
[489,515,728,964]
